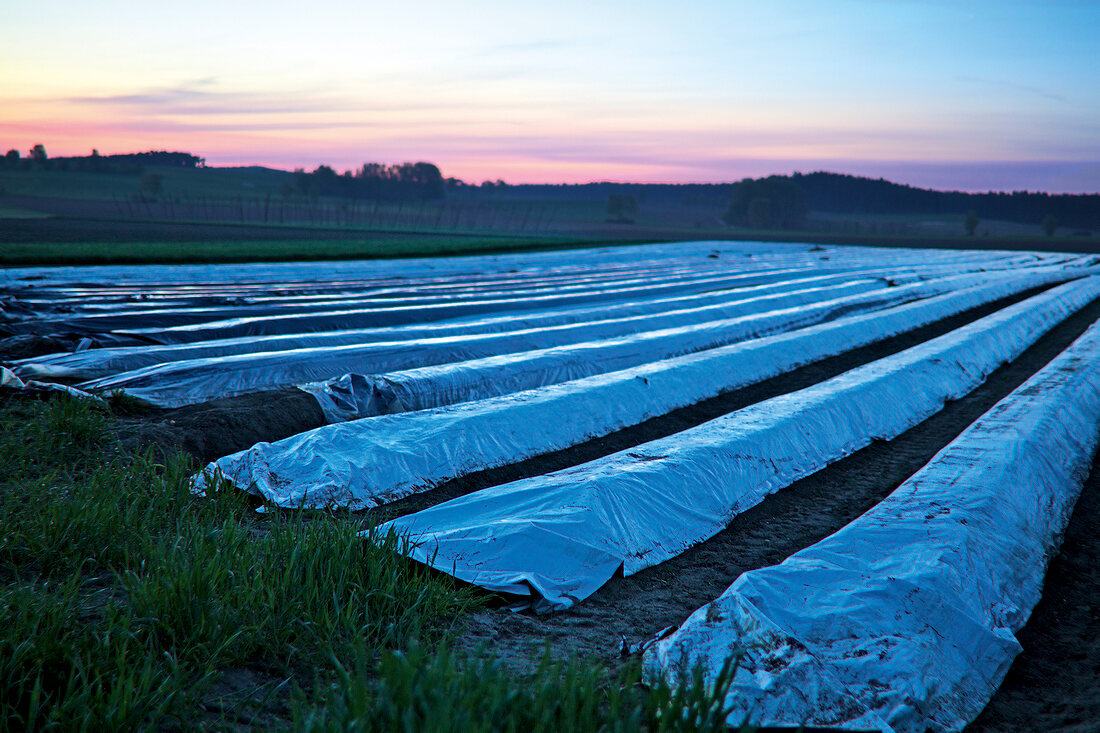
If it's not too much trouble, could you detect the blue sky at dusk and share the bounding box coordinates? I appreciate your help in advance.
[2,0,1097,191]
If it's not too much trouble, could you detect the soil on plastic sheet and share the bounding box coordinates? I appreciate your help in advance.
[111,388,325,464]
[967,447,1100,732]
[411,292,1100,709]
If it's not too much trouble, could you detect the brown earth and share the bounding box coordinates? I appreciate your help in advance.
[110,388,326,465]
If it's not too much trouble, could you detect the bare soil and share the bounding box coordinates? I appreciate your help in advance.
[111,389,325,464]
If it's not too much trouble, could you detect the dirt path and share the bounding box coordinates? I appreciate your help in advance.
[438,295,1100,690]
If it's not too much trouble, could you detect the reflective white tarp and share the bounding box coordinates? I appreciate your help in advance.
[16,266,822,336]
[376,276,1100,613]
[69,278,889,406]
[643,318,1100,733]
[297,268,1069,422]
[195,266,1093,509]
[15,272,897,381]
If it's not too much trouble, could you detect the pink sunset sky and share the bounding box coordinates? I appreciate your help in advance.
[3,0,1098,192]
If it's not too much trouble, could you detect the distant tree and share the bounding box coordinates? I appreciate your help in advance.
[964,210,979,236]
[404,162,445,200]
[1041,214,1059,237]
[29,143,47,161]
[606,193,637,222]
[724,176,806,229]
[4,149,18,165]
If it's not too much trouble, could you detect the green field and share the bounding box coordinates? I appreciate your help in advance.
[0,394,737,731]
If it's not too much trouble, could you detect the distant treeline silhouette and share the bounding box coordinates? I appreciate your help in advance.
[293,162,445,201]
[503,173,1100,229]
[1,146,203,173]
[792,172,1100,230]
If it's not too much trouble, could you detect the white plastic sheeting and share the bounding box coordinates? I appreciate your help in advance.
[0,241,1051,294]
[196,266,1094,509]
[4,245,1065,344]
[14,266,815,336]
[1,366,25,388]
[376,276,1100,613]
[297,269,1062,422]
[81,275,910,407]
[15,269,949,381]
[46,278,886,398]
[95,266,855,343]
[643,319,1100,733]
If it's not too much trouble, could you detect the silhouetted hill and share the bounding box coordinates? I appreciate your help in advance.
[504,173,1100,229]
[792,172,1100,229]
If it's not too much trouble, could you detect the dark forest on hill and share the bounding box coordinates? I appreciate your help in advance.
[507,173,1100,230]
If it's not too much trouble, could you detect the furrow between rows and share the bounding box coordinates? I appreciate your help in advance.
[379,277,1100,613]
[442,279,1100,688]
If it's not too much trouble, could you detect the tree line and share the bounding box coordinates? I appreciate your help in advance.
[791,172,1100,230]
[0,146,204,173]
[502,174,1099,230]
[291,162,445,202]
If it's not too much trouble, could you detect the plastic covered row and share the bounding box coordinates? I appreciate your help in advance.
[3,244,1052,342]
[76,277,896,407]
[10,264,780,334]
[195,266,1095,509]
[643,317,1100,733]
[0,240,1044,293]
[297,268,1064,422]
[376,276,1100,613]
[17,273,892,381]
[15,254,1049,381]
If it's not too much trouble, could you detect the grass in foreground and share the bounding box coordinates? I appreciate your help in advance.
[0,394,739,731]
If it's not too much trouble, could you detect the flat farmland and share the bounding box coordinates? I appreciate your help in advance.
[3,240,1099,731]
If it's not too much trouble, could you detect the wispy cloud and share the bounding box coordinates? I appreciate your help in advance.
[62,79,488,118]
[955,75,1069,103]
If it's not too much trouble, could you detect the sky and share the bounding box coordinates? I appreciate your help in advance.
[2,1,1098,192]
